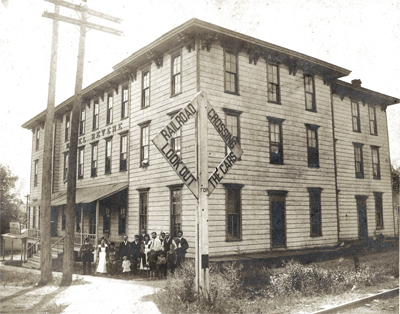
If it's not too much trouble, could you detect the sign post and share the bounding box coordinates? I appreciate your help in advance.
[152,91,243,297]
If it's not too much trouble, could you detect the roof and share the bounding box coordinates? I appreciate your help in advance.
[21,18,361,129]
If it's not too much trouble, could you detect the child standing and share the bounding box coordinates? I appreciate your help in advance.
[122,256,131,276]
[166,243,177,274]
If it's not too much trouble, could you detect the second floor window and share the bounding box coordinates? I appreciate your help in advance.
[171,54,181,95]
[267,64,280,103]
[121,85,129,119]
[224,51,238,94]
[91,143,97,177]
[140,124,149,166]
[351,101,361,132]
[371,146,380,179]
[34,160,38,187]
[65,114,70,142]
[369,105,377,135]
[304,75,315,111]
[353,142,364,178]
[105,138,112,174]
[35,128,40,151]
[78,147,84,179]
[120,134,127,171]
[306,124,320,167]
[142,70,150,108]
[107,92,113,125]
[268,117,284,164]
[79,107,85,135]
[93,99,99,130]
[63,153,69,181]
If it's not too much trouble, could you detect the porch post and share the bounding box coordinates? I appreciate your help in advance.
[94,200,99,263]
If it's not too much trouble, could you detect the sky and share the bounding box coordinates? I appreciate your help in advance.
[1,0,399,199]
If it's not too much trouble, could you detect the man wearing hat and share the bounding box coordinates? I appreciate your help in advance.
[130,235,142,274]
[79,237,94,275]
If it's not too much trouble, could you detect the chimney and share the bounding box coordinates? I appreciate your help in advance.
[351,79,362,88]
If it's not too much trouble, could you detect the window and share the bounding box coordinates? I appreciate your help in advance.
[374,192,383,229]
[32,207,36,229]
[171,54,181,95]
[36,128,40,151]
[34,160,38,187]
[91,143,97,177]
[63,153,69,181]
[121,85,129,119]
[371,146,380,179]
[308,188,323,236]
[170,186,182,238]
[142,70,150,108]
[119,206,126,235]
[267,117,284,164]
[353,142,364,178]
[65,114,70,142]
[78,147,84,179]
[89,204,96,235]
[105,138,112,174]
[103,205,111,234]
[76,206,81,232]
[171,131,181,157]
[304,75,315,111]
[140,123,150,166]
[79,107,85,135]
[224,183,243,241]
[306,124,320,167]
[351,101,361,132]
[106,92,113,125]
[267,64,280,103]
[224,109,241,156]
[120,134,127,171]
[93,99,99,130]
[139,189,149,233]
[224,51,238,94]
[267,191,287,248]
[369,106,377,135]
[61,205,66,230]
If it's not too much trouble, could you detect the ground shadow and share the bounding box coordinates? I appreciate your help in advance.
[0,286,38,303]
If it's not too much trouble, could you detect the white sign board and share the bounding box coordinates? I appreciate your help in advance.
[152,101,199,199]
[207,101,243,195]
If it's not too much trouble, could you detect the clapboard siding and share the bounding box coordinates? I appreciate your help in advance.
[333,93,395,241]
[198,43,338,256]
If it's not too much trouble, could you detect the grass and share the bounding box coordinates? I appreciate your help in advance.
[154,249,399,314]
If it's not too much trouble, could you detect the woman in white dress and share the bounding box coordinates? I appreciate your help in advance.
[96,239,107,274]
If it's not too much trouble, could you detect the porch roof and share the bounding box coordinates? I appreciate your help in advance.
[30,182,128,207]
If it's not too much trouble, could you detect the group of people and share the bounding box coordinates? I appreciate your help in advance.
[78,229,189,279]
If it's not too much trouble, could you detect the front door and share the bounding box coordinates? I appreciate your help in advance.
[50,206,58,237]
[271,196,286,247]
[357,197,368,239]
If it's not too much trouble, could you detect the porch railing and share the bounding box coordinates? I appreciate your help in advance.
[51,236,65,256]
[74,233,96,246]
[28,229,41,238]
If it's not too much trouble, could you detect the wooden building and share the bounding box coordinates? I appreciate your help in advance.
[22,19,399,260]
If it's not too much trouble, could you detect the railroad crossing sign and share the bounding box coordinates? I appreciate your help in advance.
[152,92,243,197]
[152,99,199,198]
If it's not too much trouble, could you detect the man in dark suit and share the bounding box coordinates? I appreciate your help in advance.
[175,231,189,267]
[139,228,149,242]
[79,237,94,275]
[119,234,131,260]
[130,235,142,274]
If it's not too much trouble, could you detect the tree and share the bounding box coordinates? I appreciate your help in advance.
[0,164,25,234]
[391,164,399,193]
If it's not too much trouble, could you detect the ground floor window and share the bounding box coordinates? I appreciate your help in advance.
[170,185,183,238]
[224,183,244,241]
[267,190,288,248]
[62,205,66,230]
[374,192,384,229]
[103,205,111,234]
[89,204,96,235]
[138,188,149,234]
[119,206,126,235]
[308,188,323,236]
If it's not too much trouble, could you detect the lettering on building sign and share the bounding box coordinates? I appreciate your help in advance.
[152,102,199,199]
[66,122,124,149]
[206,101,243,195]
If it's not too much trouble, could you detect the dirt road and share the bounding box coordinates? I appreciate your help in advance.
[0,265,163,314]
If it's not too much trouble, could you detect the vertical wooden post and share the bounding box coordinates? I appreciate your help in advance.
[197,92,210,296]
[39,2,59,286]
[94,200,99,263]
[61,5,87,286]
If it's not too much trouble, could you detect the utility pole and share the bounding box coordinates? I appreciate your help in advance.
[42,0,122,286]
[39,2,59,286]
